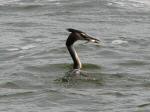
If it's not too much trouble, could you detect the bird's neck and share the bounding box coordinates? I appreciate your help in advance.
[67,45,82,69]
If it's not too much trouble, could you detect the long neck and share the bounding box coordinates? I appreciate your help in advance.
[67,45,82,69]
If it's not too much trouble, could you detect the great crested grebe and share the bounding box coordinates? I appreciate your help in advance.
[65,28,100,78]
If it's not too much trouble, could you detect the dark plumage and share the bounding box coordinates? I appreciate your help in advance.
[67,28,83,33]
[66,28,100,70]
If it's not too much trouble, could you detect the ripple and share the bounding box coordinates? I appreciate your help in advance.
[0,52,21,61]
[6,44,36,51]
[4,21,43,27]
[138,103,150,108]
[20,44,36,50]
[102,91,128,97]
[6,48,20,51]
[117,60,149,66]
[55,74,104,88]
[15,4,46,10]
[25,63,101,73]
[0,88,36,98]
[0,82,20,89]
[25,63,70,73]
[0,0,21,6]
[82,63,101,70]
[24,35,48,39]
[0,2,47,11]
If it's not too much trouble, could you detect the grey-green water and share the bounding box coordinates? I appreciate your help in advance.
[0,0,150,111]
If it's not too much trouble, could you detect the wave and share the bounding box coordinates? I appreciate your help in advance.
[0,0,21,5]
[25,63,101,73]
[0,0,60,6]
[128,0,150,6]
[108,0,150,11]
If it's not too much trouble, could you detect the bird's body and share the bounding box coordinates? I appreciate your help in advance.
[65,28,100,78]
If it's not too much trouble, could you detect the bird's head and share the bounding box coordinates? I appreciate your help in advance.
[67,28,100,44]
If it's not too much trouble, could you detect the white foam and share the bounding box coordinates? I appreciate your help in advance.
[112,39,128,45]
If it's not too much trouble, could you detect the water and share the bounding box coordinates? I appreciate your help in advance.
[0,0,150,111]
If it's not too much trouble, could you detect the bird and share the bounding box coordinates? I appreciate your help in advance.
[65,28,100,78]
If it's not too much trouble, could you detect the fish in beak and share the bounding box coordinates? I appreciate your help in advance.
[80,32,100,44]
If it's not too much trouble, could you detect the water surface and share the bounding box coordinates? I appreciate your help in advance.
[0,0,150,111]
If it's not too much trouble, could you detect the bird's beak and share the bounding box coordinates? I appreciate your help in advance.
[84,35,100,44]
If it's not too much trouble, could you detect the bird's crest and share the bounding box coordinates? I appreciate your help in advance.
[67,28,83,33]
